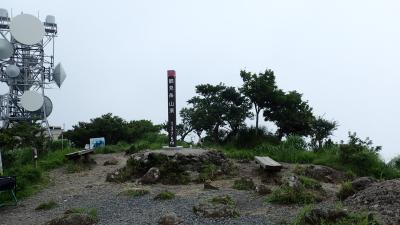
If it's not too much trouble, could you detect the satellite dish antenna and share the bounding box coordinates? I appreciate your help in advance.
[20,91,44,111]
[10,14,45,45]
[0,39,13,59]
[34,96,53,117]
[5,64,20,78]
[53,63,66,87]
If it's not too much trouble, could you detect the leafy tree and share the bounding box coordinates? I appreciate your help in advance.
[239,69,277,135]
[264,91,314,138]
[64,113,160,147]
[0,122,47,150]
[186,83,251,143]
[310,117,338,149]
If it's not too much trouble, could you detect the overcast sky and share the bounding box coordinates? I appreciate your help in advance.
[2,0,400,161]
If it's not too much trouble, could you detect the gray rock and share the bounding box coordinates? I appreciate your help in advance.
[255,184,271,195]
[103,157,118,166]
[204,180,219,190]
[158,212,182,225]
[351,177,375,191]
[140,167,160,184]
[304,165,347,183]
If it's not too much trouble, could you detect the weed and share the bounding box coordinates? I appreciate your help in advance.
[209,195,236,206]
[337,182,356,200]
[232,177,255,190]
[35,200,57,210]
[267,185,317,204]
[154,190,175,200]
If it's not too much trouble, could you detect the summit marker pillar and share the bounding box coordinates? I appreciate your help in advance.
[167,70,177,147]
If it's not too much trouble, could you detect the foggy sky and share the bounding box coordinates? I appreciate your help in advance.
[2,0,400,161]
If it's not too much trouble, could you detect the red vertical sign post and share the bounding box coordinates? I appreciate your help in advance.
[167,70,177,147]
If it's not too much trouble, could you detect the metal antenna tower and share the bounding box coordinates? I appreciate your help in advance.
[0,9,66,137]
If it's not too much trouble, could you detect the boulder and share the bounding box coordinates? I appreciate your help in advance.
[304,165,347,183]
[103,157,118,166]
[158,212,182,225]
[351,177,375,191]
[287,175,302,190]
[255,184,272,195]
[193,203,239,218]
[45,213,96,225]
[140,167,160,184]
[204,180,219,190]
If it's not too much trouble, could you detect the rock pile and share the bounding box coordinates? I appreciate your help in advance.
[345,179,400,225]
[106,149,235,185]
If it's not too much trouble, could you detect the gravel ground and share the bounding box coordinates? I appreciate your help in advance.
[0,153,338,225]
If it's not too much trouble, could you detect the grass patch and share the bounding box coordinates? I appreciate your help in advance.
[267,185,317,204]
[35,200,57,210]
[337,182,356,200]
[209,195,236,206]
[232,177,255,190]
[154,190,175,200]
[299,176,322,190]
[293,205,380,225]
[197,164,218,182]
[118,188,149,197]
[65,207,98,221]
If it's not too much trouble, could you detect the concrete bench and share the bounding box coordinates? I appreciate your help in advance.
[254,156,282,172]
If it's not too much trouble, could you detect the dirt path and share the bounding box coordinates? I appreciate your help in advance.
[0,153,339,225]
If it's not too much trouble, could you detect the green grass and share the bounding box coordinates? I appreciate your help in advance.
[209,195,236,206]
[232,177,255,190]
[337,182,356,200]
[293,205,380,225]
[267,185,318,204]
[197,164,218,182]
[118,188,150,197]
[35,200,58,210]
[65,207,98,221]
[154,190,175,200]
[299,176,322,190]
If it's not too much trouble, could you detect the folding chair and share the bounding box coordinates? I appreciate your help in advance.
[0,176,17,207]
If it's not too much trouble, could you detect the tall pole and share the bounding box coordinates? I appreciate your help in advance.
[167,70,177,147]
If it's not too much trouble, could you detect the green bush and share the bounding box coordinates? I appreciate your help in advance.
[210,195,236,206]
[232,177,255,190]
[35,200,57,210]
[337,182,356,200]
[197,164,218,182]
[267,185,317,204]
[154,190,175,200]
[65,207,98,221]
[233,126,280,148]
[299,176,322,190]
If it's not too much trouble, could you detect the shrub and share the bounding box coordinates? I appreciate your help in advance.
[233,126,280,148]
[197,164,218,182]
[154,190,175,200]
[209,195,236,206]
[267,185,316,204]
[232,177,255,190]
[65,207,98,221]
[337,182,356,200]
[299,176,322,190]
[35,200,57,210]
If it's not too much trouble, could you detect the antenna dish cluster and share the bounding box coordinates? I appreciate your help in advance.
[0,9,67,135]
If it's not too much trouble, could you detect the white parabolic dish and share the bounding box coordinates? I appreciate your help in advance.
[5,64,20,78]
[54,63,67,87]
[0,39,14,59]
[20,91,44,111]
[10,14,45,45]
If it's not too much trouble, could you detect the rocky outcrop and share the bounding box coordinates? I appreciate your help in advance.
[193,203,239,218]
[103,157,118,166]
[345,179,400,225]
[304,165,348,183]
[351,177,375,191]
[140,167,160,184]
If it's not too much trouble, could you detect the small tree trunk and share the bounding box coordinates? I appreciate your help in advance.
[255,107,260,136]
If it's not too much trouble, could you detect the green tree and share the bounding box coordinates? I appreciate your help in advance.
[264,91,314,138]
[239,69,277,135]
[310,117,338,149]
[187,83,251,143]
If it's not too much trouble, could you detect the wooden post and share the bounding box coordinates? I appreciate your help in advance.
[0,150,3,175]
